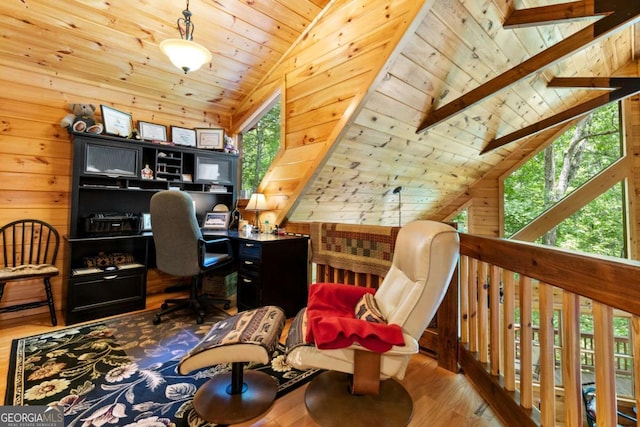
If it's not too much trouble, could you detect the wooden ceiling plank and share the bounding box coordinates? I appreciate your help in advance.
[415,12,557,136]
[0,15,257,106]
[286,51,378,104]
[285,121,336,149]
[417,1,640,133]
[329,145,483,183]
[287,73,370,118]
[286,97,355,134]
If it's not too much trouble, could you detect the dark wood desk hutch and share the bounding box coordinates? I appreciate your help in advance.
[64,132,237,324]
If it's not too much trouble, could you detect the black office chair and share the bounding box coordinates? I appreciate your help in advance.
[582,382,637,427]
[150,191,233,325]
[0,219,60,326]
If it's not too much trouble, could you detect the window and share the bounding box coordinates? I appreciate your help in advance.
[503,102,624,257]
[240,99,281,196]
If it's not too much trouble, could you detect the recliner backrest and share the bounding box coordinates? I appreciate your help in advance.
[374,221,459,339]
[150,191,203,277]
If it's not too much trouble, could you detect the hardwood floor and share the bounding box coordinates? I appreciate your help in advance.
[0,293,503,426]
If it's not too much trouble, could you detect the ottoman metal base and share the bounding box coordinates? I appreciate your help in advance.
[193,366,278,425]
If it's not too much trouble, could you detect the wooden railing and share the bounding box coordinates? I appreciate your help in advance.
[459,233,640,427]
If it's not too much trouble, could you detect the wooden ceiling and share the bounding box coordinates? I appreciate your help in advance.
[289,0,639,225]
[1,0,638,227]
[0,0,329,125]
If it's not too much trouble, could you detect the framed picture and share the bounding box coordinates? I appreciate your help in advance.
[202,211,230,230]
[196,128,224,150]
[100,105,132,137]
[171,126,197,147]
[138,121,167,142]
[141,213,152,231]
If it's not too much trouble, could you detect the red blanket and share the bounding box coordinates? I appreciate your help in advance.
[305,283,405,352]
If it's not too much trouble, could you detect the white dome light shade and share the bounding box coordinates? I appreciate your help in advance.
[160,38,212,74]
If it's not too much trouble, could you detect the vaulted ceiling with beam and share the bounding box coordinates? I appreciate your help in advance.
[1,0,638,227]
[288,0,640,225]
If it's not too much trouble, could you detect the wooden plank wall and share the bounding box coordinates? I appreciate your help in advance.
[0,65,227,322]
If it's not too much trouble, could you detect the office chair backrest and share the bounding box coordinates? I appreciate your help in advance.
[374,221,459,339]
[150,191,203,277]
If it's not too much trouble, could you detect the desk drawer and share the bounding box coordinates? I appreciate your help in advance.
[239,241,261,260]
[239,258,260,275]
[237,272,260,310]
[65,269,146,324]
[70,270,145,309]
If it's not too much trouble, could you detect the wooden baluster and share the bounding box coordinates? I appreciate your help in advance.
[561,291,582,427]
[459,256,469,345]
[478,261,489,363]
[489,264,501,376]
[502,269,515,391]
[468,258,478,353]
[632,316,640,422]
[593,302,617,427]
[519,275,533,409]
[366,273,372,288]
[539,282,556,426]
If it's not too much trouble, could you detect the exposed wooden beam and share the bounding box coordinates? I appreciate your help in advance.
[416,0,640,134]
[480,77,640,154]
[502,1,603,28]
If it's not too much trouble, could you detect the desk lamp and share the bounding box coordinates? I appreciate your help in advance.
[245,193,269,231]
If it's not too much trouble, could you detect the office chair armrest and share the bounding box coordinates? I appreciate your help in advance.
[198,238,234,270]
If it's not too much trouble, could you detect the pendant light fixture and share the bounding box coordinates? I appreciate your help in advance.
[160,0,212,74]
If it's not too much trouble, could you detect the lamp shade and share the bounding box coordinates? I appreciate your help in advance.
[160,38,212,74]
[245,193,269,211]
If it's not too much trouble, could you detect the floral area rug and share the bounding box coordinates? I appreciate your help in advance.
[5,309,320,427]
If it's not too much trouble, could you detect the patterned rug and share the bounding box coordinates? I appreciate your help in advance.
[5,309,320,427]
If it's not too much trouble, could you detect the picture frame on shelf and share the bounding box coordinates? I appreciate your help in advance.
[202,212,230,230]
[195,128,224,150]
[141,213,152,231]
[138,121,167,142]
[171,126,197,147]
[100,105,133,137]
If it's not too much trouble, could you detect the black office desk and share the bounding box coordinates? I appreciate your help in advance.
[203,230,309,318]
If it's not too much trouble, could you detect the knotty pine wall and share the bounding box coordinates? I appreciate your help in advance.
[0,64,228,323]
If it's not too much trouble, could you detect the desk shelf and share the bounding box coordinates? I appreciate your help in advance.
[64,132,239,324]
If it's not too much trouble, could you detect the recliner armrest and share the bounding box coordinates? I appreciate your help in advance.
[336,333,419,356]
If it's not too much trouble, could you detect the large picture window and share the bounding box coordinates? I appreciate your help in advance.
[503,102,624,257]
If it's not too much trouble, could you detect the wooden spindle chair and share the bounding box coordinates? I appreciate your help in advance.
[0,219,60,325]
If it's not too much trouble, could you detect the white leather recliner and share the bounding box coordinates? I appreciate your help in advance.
[285,220,460,427]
